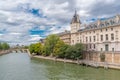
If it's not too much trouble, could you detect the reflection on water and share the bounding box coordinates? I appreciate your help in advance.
[0,53,120,80]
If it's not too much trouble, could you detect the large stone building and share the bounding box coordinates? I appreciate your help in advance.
[70,11,120,52]
[40,11,120,64]
[57,30,71,45]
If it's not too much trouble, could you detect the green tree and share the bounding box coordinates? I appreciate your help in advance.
[29,44,35,54]
[53,40,70,58]
[29,42,43,55]
[23,46,29,49]
[42,45,51,56]
[74,43,85,59]
[65,46,75,59]
[2,42,10,50]
[34,43,43,55]
[44,34,60,56]
[53,40,65,56]
[0,42,2,50]
[65,43,85,60]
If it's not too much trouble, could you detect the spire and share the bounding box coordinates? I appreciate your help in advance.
[71,10,81,24]
[75,9,77,15]
[74,9,77,17]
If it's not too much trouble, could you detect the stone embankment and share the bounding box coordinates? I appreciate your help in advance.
[0,50,11,56]
[27,50,120,70]
[31,55,120,70]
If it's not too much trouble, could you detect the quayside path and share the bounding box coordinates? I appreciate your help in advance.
[34,55,120,69]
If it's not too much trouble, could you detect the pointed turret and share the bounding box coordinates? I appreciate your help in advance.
[70,10,81,33]
[71,10,81,24]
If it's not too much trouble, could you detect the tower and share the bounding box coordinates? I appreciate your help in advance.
[70,10,81,33]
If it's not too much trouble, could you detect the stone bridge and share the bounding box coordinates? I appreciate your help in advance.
[10,49,29,53]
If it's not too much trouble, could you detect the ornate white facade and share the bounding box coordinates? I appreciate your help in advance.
[71,11,120,52]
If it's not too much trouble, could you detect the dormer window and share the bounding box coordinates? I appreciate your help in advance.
[113,21,115,24]
[110,20,113,25]
[101,24,104,27]
[94,25,97,28]
[115,15,120,23]
[110,20,115,25]
[106,22,109,26]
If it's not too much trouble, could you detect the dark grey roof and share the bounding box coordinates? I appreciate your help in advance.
[78,15,120,32]
[71,11,81,24]
[57,31,70,36]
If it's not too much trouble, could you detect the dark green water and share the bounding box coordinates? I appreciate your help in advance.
[0,53,120,80]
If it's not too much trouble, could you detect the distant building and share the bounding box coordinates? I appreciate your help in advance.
[57,30,71,45]
[40,39,46,45]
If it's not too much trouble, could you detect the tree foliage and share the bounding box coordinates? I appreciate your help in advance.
[43,34,60,56]
[53,40,68,57]
[29,34,85,60]
[22,46,29,49]
[29,42,43,55]
[65,43,84,60]
[74,43,85,59]
[29,44,35,54]
[0,42,10,50]
[0,43,2,50]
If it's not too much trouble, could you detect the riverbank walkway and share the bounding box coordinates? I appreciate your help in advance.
[33,55,120,69]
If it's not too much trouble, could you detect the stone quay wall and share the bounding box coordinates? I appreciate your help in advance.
[83,51,120,63]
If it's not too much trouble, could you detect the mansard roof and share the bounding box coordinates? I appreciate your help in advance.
[71,11,81,24]
[78,15,120,32]
[57,30,70,36]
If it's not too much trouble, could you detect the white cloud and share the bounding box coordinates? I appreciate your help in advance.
[0,0,119,45]
[29,35,41,41]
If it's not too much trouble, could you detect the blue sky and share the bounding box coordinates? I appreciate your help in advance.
[0,0,120,45]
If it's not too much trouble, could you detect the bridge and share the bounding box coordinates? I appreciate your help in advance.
[10,49,29,53]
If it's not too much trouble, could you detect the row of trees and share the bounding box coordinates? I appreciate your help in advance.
[29,34,85,60]
[0,42,10,50]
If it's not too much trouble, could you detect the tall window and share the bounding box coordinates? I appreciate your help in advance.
[106,29,108,31]
[106,34,108,40]
[101,48,103,51]
[80,39,82,43]
[83,35,84,43]
[112,48,114,52]
[77,37,79,43]
[90,44,91,49]
[89,36,91,42]
[111,33,114,40]
[101,35,103,41]
[93,36,96,42]
[72,40,74,44]
[94,44,95,49]
[111,28,113,31]
[105,44,109,51]
[86,37,88,43]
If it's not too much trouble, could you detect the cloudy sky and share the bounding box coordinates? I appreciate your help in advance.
[0,0,120,45]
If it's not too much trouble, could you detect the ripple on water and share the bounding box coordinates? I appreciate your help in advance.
[0,53,120,80]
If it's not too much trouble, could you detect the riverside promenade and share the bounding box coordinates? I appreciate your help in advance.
[32,55,120,70]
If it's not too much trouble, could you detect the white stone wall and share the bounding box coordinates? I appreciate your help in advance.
[71,23,80,33]
[71,25,120,52]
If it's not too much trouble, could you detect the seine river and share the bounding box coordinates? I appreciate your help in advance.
[0,53,120,80]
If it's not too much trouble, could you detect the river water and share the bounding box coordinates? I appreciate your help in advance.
[0,53,120,80]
